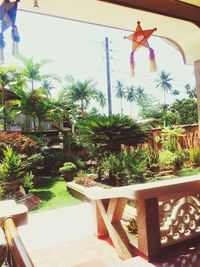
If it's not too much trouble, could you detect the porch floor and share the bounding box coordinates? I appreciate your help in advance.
[18,203,200,267]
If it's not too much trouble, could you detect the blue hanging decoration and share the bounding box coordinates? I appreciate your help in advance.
[0,0,20,63]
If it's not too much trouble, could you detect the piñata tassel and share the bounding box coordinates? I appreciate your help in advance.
[11,25,20,55]
[0,32,5,63]
[130,51,135,77]
[149,48,157,73]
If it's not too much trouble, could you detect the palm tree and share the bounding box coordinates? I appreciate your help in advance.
[95,91,106,112]
[115,80,125,115]
[154,70,173,126]
[135,86,146,105]
[126,85,136,116]
[64,75,99,112]
[41,78,54,97]
[17,55,52,91]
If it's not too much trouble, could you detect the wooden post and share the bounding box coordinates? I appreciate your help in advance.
[195,60,200,136]
[136,198,161,260]
[92,200,109,238]
[92,198,132,259]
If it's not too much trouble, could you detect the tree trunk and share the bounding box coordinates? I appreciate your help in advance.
[195,60,200,137]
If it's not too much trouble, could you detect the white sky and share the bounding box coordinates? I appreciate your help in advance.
[2,10,196,116]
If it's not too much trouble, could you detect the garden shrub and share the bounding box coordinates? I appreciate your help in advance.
[159,149,176,170]
[59,162,77,176]
[0,146,26,182]
[173,149,187,169]
[0,146,34,193]
[189,147,200,164]
[20,172,34,193]
[0,131,39,156]
[26,153,44,173]
[100,149,147,186]
[42,149,66,175]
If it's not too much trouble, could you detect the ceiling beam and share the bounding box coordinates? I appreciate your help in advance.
[99,0,200,27]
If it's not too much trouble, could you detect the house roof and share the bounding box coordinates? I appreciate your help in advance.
[16,0,200,65]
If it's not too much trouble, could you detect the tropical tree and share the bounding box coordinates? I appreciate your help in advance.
[115,80,125,115]
[27,88,50,130]
[41,78,54,97]
[95,91,106,112]
[0,66,18,130]
[17,55,52,91]
[154,71,173,126]
[167,98,197,125]
[47,100,78,160]
[77,114,148,156]
[126,85,136,116]
[137,94,164,121]
[135,86,146,105]
[185,84,196,98]
[63,75,104,112]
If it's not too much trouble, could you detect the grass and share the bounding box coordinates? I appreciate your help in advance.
[29,167,200,213]
[30,177,81,212]
[177,167,200,177]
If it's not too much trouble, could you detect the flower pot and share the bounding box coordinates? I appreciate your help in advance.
[1,181,20,190]
[63,172,77,181]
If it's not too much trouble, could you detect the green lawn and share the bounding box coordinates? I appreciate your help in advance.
[30,177,81,212]
[177,167,200,177]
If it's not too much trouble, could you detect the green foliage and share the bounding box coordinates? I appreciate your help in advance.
[173,150,187,168]
[0,186,7,199]
[76,170,88,177]
[63,75,104,112]
[185,84,196,99]
[167,98,197,126]
[59,162,77,175]
[101,150,147,185]
[189,147,200,164]
[72,156,85,169]
[26,153,44,172]
[78,114,148,156]
[159,150,175,169]
[137,94,164,121]
[42,149,66,175]
[159,127,185,152]
[0,146,26,182]
[21,172,34,192]
[145,145,160,169]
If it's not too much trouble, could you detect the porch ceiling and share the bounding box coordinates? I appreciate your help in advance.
[16,0,200,65]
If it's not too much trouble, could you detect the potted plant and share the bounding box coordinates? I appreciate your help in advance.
[59,162,77,180]
[0,146,26,190]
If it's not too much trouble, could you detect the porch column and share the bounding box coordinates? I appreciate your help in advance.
[195,59,200,136]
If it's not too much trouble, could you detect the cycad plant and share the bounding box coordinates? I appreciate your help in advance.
[78,114,148,156]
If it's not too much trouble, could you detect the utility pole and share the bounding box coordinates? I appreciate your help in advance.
[105,37,112,115]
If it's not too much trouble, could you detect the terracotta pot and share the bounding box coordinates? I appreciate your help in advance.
[63,172,77,181]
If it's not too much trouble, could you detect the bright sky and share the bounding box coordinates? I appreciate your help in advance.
[2,10,196,116]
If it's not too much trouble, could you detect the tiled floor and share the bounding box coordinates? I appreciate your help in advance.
[18,203,200,267]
